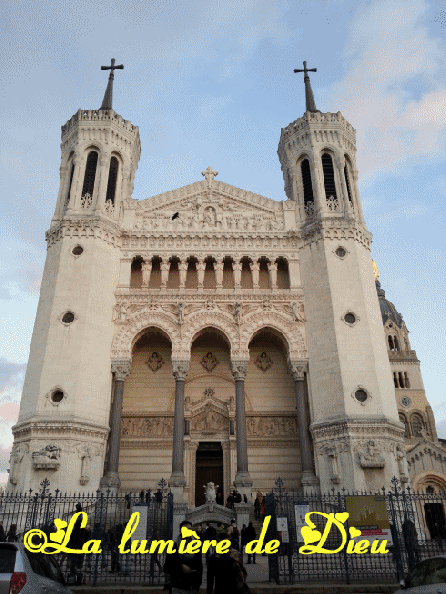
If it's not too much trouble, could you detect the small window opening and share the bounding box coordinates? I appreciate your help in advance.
[355,389,368,403]
[344,165,353,204]
[106,156,119,205]
[72,246,83,256]
[344,312,356,325]
[81,151,98,198]
[52,390,64,403]
[62,312,75,324]
[335,247,346,258]
[321,153,337,199]
[301,159,314,205]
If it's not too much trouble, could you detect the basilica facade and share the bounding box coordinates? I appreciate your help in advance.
[8,67,446,506]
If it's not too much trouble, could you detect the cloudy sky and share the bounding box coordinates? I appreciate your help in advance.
[1,0,446,484]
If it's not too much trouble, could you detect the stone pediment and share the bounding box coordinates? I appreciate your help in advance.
[406,440,446,465]
[129,179,285,233]
[189,389,231,435]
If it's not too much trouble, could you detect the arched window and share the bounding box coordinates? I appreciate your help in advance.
[344,164,354,207]
[388,335,395,350]
[404,372,411,389]
[399,372,405,388]
[301,159,314,205]
[321,153,337,199]
[411,413,424,437]
[394,336,400,351]
[393,372,399,388]
[106,156,119,205]
[81,151,98,198]
[130,257,143,289]
[399,413,409,438]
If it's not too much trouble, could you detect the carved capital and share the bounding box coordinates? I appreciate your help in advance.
[172,360,190,381]
[231,360,249,381]
[111,359,132,381]
[288,359,308,381]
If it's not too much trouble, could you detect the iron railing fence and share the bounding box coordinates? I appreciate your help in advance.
[0,478,173,586]
[267,478,446,585]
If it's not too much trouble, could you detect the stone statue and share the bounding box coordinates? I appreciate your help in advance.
[290,301,305,322]
[142,261,151,286]
[177,302,184,325]
[233,302,242,325]
[204,481,219,503]
[394,443,409,482]
[32,445,61,470]
[120,301,128,322]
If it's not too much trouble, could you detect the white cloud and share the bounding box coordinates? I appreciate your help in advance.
[330,0,446,185]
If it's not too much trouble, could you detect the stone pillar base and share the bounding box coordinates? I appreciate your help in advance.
[169,472,186,503]
[234,471,253,498]
[234,502,251,529]
[99,471,120,492]
[301,471,320,495]
[172,502,189,541]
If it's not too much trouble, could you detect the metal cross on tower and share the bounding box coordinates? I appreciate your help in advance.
[100,58,124,111]
[294,61,318,113]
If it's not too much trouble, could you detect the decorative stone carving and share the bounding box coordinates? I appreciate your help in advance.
[9,444,28,485]
[80,193,92,209]
[322,444,341,484]
[176,302,184,325]
[121,417,174,437]
[113,301,128,322]
[78,445,93,485]
[246,416,298,436]
[32,445,61,471]
[233,302,242,325]
[231,361,248,381]
[290,301,305,322]
[192,405,228,433]
[204,481,219,503]
[145,352,164,373]
[326,196,340,212]
[202,166,218,184]
[288,359,308,381]
[357,440,385,469]
[160,260,170,287]
[201,352,219,372]
[255,352,273,372]
[111,360,132,381]
[172,360,190,381]
[394,442,409,483]
[204,388,215,399]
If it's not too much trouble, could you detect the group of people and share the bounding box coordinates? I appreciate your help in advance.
[164,519,252,594]
[0,522,18,542]
[225,490,248,509]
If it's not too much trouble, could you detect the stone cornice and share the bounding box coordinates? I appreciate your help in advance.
[114,291,303,302]
[11,419,109,440]
[300,219,372,251]
[311,417,405,441]
[46,217,121,248]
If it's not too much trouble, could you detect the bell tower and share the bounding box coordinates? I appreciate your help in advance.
[9,60,141,494]
[278,63,405,491]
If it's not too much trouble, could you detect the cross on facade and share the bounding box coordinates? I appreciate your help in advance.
[101,58,124,78]
[293,61,318,113]
[201,166,218,183]
[100,58,124,110]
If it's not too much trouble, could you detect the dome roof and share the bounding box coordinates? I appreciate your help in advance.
[376,281,404,328]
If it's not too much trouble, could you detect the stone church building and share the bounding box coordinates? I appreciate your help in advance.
[8,62,446,506]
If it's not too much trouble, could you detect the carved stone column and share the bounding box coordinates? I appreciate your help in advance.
[169,360,190,499]
[231,361,253,495]
[67,155,82,212]
[160,259,170,288]
[179,259,188,289]
[141,259,152,287]
[288,360,318,488]
[94,154,111,212]
[251,260,260,289]
[215,259,224,289]
[121,166,130,202]
[100,360,132,490]
[196,259,206,289]
[268,261,278,289]
[233,260,242,289]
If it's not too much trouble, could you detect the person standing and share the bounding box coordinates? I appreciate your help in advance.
[231,523,240,551]
[244,522,257,565]
[6,524,18,542]
[0,523,6,542]
[203,522,217,564]
[253,497,260,521]
[163,520,202,594]
[207,540,251,594]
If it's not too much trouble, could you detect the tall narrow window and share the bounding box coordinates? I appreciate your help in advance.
[398,372,405,388]
[388,335,395,350]
[63,162,75,213]
[321,153,337,199]
[301,159,314,205]
[344,165,353,204]
[81,151,98,198]
[394,336,400,351]
[106,156,119,205]
[393,372,398,388]
[411,413,424,437]
[404,372,411,389]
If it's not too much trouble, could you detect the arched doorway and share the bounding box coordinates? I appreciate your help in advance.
[195,442,224,506]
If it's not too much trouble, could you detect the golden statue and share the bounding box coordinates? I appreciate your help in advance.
[372,260,379,282]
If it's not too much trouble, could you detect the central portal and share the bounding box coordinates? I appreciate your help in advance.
[195,442,224,506]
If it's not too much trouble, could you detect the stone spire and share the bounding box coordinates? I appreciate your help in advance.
[294,61,318,113]
[100,58,124,110]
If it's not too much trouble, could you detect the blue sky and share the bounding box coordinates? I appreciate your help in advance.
[1,0,446,482]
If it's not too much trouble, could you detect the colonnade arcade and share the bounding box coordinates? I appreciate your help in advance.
[100,324,316,506]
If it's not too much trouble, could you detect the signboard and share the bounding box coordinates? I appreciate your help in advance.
[294,504,310,543]
[131,505,149,542]
[345,495,392,545]
[277,517,289,543]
